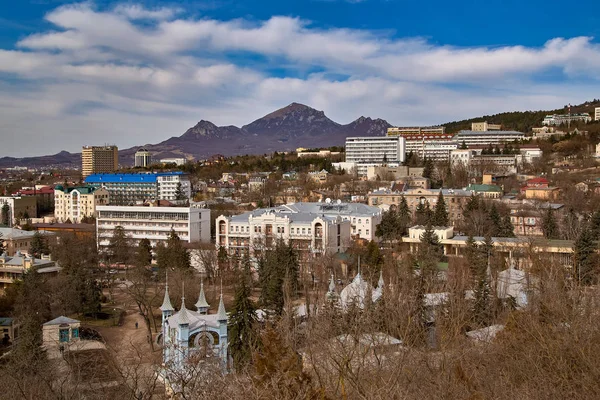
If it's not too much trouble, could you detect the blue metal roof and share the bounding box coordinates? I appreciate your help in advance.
[85,172,184,184]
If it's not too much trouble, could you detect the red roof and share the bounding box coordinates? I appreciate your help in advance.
[527,177,549,184]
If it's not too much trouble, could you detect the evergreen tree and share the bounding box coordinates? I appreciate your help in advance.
[542,208,559,239]
[417,224,443,281]
[423,157,433,179]
[375,206,400,243]
[431,191,449,226]
[365,240,383,273]
[259,240,300,315]
[1,203,10,226]
[489,204,502,236]
[135,238,153,268]
[574,225,598,284]
[107,225,131,264]
[460,140,467,149]
[229,256,259,370]
[500,215,515,237]
[174,182,186,201]
[156,229,191,271]
[398,195,411,234]
[29,231,49,258]
[415,200,432,225]
[470,235,493,326]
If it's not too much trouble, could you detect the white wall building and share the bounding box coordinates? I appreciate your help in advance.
[404,138,458,161]
[453,130,525,147]
[471,121,501,131]
[216,209,351,259]
[96,204,210,249]
[345,136,406,176]
[134,149,152,168]
[595,107,600,121]
[54,186,109,223]
[542,113,591,126]
[157,174,191,201]
[160,158,186,166]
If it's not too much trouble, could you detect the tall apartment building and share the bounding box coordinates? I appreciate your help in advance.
[81,146,118,178]
[471,121,501,131]
[54,185,109,223]
[134,148,152,168]
[542,113,591,126]
[367,187,474,223]
[595,107,600,121]
[452,130,524,147]
[0,196,37,225]
[216,208,351,259]
[386,126,456,161]
[96,204,210,249]
[85,172,191,205]
[345,136,406,176]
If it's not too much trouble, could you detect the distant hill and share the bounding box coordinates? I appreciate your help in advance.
[0,103,391,168]
[443,99,600,133]
[2,99,600,168]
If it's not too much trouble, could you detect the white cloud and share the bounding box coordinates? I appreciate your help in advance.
[1,2,600,157]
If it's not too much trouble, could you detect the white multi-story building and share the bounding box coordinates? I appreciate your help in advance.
[404,138,458,161]
[386,126,446,136]
[134,148,152,168]
[216,208,351,259]
[54,186,109,223]
[595,107,600,121]
[345,136,406,176]
[96,204,210,249]
[452,130,525,147]
[160,158,186,166]
[542,113,591,126]
[85,172,191,205]
[277,202,382,241]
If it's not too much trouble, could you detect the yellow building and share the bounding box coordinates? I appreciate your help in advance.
[525,187,559,200]
[54,185,109,223]
[81,145,118,178]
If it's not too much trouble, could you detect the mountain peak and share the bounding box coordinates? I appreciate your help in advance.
[258,102,321,121]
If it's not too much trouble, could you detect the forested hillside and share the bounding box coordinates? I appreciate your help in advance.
[443,99,600,133]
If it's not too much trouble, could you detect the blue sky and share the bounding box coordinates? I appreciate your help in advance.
[1,0,599,156]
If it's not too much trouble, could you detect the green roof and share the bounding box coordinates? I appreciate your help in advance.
[467,184,503,193]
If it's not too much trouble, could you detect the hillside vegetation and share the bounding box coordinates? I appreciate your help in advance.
[443,99,600,133]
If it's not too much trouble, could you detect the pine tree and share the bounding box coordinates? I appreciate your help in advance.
[107,225,131,264]
[500,215,515,237]
[375,206,400,243]
[259,240,300,315]
[135,238,153,268]
[398,195,411,234]
[423,157,433,179]
[415,200,432,225]
[1,204,10,226]
[489,204,502,236]
[431,191,449,227]
[589,209,600,238]
[175,182,186,201]
[229,256,259,370]
[542,208,559,239]
[471,235,493,326]
[574,225,598,284]
[29,231,49,258]
[156,229,191,271]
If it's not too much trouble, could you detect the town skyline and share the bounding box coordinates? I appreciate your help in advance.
[2,0,600,156]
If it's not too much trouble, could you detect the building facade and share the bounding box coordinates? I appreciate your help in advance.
[54,186,109,223]
[387,126,456,161]
[367,188,474,223]
[345,136,406,176]
[134,148,152,167]
[0,252,55,290]
[387,126,446,136]
[542,113,592,126]
[452,130,525,147]
[216,208,351,259]
[160,158,186,166]
[96,204,210,249]
[85,172,191,205]
[160,283,229,380]
[471,121,502,131]
[0,227,55,256]
[0,196,37,225]
[81,146,118,178]
[595,107,600,122]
